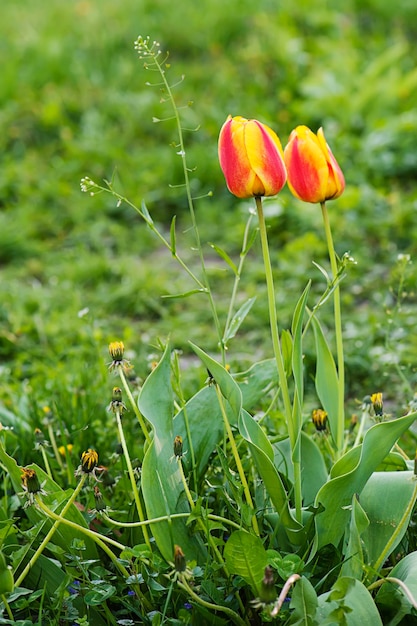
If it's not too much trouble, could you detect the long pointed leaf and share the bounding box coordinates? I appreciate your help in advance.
[139,343,206,563]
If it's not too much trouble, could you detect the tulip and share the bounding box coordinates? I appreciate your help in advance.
[218,115,287,199]
[284,126,345,204]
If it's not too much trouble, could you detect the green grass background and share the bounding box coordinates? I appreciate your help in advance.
[1,0,417,460]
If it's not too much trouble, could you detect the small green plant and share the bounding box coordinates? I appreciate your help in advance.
[2,34,417,625]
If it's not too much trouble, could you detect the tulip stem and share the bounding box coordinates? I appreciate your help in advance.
[255,196,302,523]
[321,201,345,457]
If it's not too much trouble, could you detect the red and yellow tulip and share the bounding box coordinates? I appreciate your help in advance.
[218,115,287,199]
[284,126,345,204]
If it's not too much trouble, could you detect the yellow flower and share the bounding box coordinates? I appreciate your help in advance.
[81,449,99,473]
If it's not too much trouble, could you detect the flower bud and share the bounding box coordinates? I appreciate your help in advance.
[173,435,183,459]
[174,544,186,572]
[218,115,287,199]
[259,565,276,604]
[21,468,41,494]
[109,341,125,361]
[284,126,345,203]
[81,449,99,473]
[370,392,383,417]
[312,408,328,432]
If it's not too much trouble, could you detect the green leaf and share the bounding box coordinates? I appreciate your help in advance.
[223,297,256,344]
[238,410,304,545]
[189,342,242,419]
[340,494,370,579]
[84,583,116,605]
[311,316,340,446]
[376,551,417,624]
[274,433,328,506]
[282,329,293,378]
[234,358,278,410]
[291,282,311,409]
[170,214,177,255]
[360,471,417,571]
[289,576,318,626]
[209,242,238,275]
[175,358,279,480]
[313,411,417,554]
[223,530,268,596]
[317,577,383,625]
[139,343,206,564]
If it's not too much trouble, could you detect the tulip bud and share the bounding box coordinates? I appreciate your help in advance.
[218,115,287,199]
[284,126,345,204]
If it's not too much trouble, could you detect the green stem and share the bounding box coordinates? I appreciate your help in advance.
[102,511,243,531]
[255,196,302,522]
[214,384,259,536]
[1,594,13,621]
[115,407,152,551]
[117,367,152,446]
[321,201,345,457]
[46,421,63,470]
[177,576,248,626]
[40,447,53,480]
[15,474,87,587]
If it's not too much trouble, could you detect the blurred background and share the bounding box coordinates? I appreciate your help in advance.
[1,0,417,441]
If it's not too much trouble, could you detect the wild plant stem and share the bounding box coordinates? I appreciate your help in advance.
[102,511,243,531]
[117,366,152,445]
[15,474,87,587]
[150,47,225,363]
[1,595,13,621]
[114,407,152,550]
[255,196,302,522]
[214,384,260,536]
[321,201,345,458]
[223,212,255,346]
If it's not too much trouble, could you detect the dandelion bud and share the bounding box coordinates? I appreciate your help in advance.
[370,392,383,416]
[312,409,328,432]
[93,486,107,512]
[21,468,41,494]
[107,387,127,415]
[259,566,276,604]
[174,545,186,572]
[81,449,99,473]
[173,435,183,459]
[109,341,124,361]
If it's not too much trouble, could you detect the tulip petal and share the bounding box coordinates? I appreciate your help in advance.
[244,121,287,197]
[284,127,328,203]
[218,117,258,198]
[317,128,345,200]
